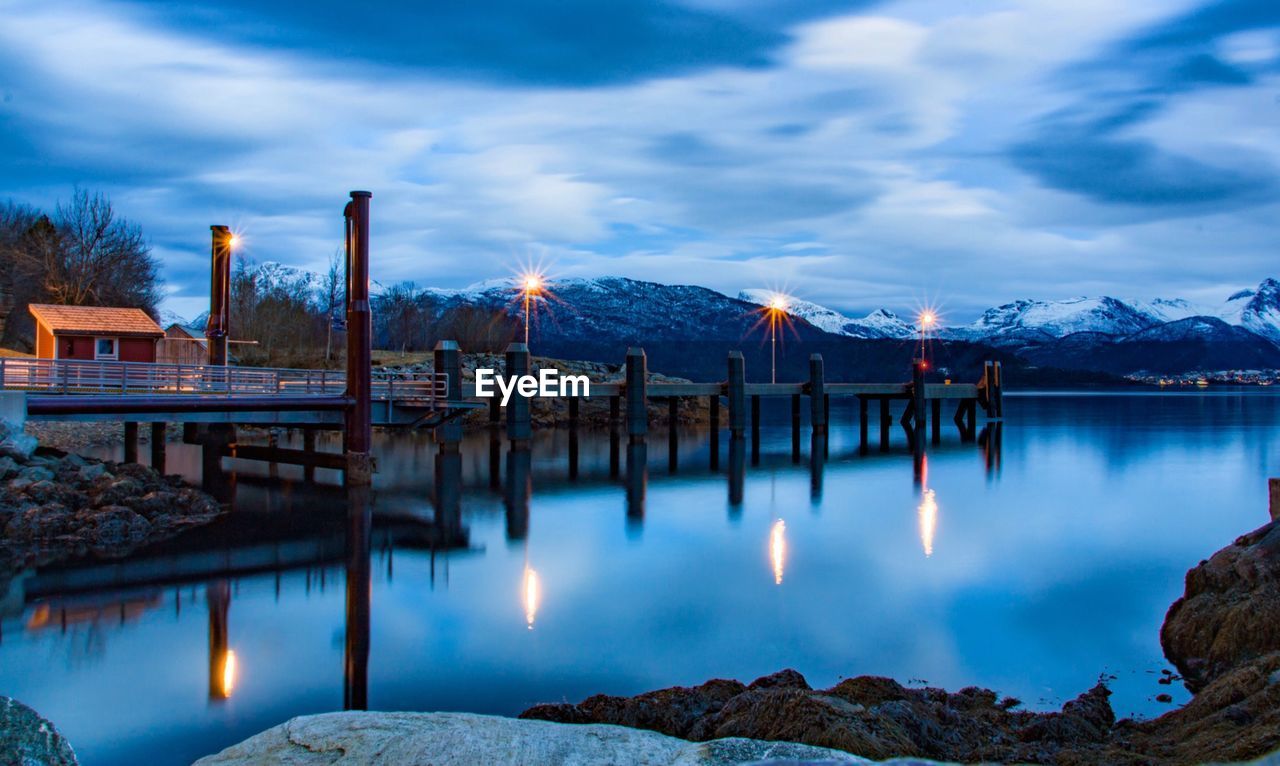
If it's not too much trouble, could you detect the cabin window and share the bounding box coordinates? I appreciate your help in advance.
[95,337,118,361]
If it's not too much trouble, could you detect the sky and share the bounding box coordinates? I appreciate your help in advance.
[1,0,1278,322]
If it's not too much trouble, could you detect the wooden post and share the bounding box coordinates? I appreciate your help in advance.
[709,394,721,470]
[859,396,869,452]
[150,422,166,473]
[993,360,1004,418]
[625,347,647,443]
[304,428,317,482]
[750,395,761,461]
[726,351,746,437]
[879,398,891,451]
[931,398,942,445]
[123,422,138,464]
[505,342,532,444]
[809,354,826,434]
[790,393,801,462]
[911,360,926,435]
[667,397,678,471]
[433,340,462,447]
[981,361,996,417]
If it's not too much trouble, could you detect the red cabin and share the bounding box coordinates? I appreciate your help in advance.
[29,304,164,363]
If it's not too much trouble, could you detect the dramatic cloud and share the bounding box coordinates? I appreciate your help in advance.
[1,0,1278,321]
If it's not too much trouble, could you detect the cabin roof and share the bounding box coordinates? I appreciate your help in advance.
[29,304,164,338]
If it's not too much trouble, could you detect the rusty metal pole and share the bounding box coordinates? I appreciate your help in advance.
[206,226,232,366]
[344,191,374,485]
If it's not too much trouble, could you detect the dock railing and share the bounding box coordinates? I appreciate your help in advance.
[0,357,445,403]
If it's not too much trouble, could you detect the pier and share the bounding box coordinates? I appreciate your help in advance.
[0,189,1003,488]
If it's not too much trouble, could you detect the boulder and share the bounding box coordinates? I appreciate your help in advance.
[193,711,867,766]
[0,422,36,462]
[0,696,78,765]
[1162,521,1280,692]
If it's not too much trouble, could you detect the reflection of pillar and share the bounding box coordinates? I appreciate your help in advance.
[434,449,462,542]
[608,429,620,479]
[344,486,372,711]
[504,447,531,540]
[207,580,231,701]
[979,422,1003,479]
[626,441,647,532]
[728,436,745,513]
[913,442,925,487]
[568,428,580,481]
[790,394,801,463]
[488,431,501,490]
[809,431,824,503]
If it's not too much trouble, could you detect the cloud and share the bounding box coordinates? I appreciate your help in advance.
[1,0,1278,323]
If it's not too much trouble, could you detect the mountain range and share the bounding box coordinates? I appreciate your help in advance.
[422,276,1280,381]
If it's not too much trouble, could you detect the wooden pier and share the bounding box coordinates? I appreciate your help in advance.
[456,342,1002,451]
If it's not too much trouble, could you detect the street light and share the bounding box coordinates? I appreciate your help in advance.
[766,294,789,384]
[917,309,938,367]
[520,273,543,348]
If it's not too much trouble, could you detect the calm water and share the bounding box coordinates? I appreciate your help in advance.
[2,391,1278,765]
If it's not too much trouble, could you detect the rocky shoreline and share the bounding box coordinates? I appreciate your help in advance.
[521,520,1280,765]
[0,420,224,581]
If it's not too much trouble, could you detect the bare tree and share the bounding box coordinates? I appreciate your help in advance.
[323,249,344,362]
[20,189,163,314]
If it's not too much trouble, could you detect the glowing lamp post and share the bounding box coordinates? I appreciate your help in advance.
[917,310,937,366]
[521,274,542,348]
[767,295,788,384]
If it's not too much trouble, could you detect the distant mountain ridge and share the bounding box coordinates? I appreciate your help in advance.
[424,275,1280,377]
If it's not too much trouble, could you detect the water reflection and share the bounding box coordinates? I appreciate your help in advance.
[522,566,541,630]
[918,490,938,558]
[626,441,647,532]
[505,448,532,540]
[344,486,372,711]
[207,580,232,702]
[770,519,787,585]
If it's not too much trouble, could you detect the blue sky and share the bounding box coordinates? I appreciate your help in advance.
[2,0,1278,321]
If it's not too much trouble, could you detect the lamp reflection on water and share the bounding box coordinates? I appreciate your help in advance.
[918,490,938,557]
[770,519,787,585]
[522,566,541,630]
[221,650,238,697]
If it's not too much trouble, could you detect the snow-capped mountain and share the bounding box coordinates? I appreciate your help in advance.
[408,275,1279,377]
[736,290,914,339]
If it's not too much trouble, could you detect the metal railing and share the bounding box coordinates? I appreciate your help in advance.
[0,357,446,403]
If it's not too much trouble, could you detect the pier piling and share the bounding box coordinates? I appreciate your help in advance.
[809,354,826,434]
[433,340,462,447]
[726,351,746,438]
[150,422,166,473]
[626,347,648,443]
[343,191,374,486]
[123,422,138,464]
[505,343,532,444]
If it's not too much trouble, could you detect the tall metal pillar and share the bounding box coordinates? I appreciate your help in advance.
[344,191,374,485]
[206,226,233,366]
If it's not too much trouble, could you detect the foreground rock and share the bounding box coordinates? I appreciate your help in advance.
[1162,520,1280,693]
[0,696,78,766]
[0,423,223,574]
[193,711,866,766]
[523,524,1280,765]
[524,672,1120,764]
